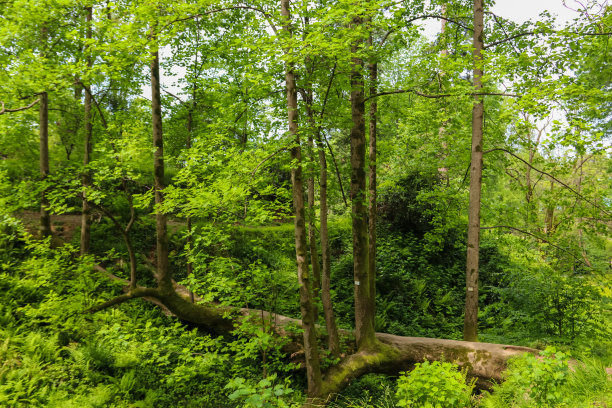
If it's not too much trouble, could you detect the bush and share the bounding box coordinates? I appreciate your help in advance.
[395,360,474,408]
[481,347,612,408]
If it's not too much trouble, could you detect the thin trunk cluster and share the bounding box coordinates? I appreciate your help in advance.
[281,0,322,397]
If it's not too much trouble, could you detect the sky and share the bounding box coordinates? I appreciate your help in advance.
[491,0,579,24]
[420,0,583,38]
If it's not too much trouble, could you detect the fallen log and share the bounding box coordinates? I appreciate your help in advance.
[88,269,537,404]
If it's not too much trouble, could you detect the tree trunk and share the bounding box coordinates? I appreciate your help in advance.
[39,90,52,238]
[317,133,340,357]
[281,0,322,397]
[368,46,377,329]
[150,33,171,292]
[307,137,321,321]
[463,0,484,342]
[437,5,449,182]
[80,5,93,255]
[350,18,375,351]
[305,94,321,323]
[187,109,195,302]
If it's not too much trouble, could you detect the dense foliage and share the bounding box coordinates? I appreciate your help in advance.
[1,0,610,406]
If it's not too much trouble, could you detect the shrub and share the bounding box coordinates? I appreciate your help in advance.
[395,360,474,408]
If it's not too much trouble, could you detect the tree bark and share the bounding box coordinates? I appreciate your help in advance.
[350,17,375,351]
[368,45,377,329]
[281,0,323,397]
[39,90,52,238]
[463,0,484,342]
[307,142,321,321]
[306,61,340,357]
[80,5,93,255]
[150,33,171,292]
[305,93,321,323]
[317,132,340,357]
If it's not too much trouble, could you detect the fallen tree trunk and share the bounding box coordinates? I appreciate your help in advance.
[89,271,536,404]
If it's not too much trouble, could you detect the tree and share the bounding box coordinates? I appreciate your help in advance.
[463,0,484,342]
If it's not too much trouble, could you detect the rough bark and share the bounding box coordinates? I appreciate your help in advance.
[80,5,93,255]
[281,0,323,397]
[350,17,376,351]
[150,34,171,292]
[464,0,484,342]
[39,90,52,238]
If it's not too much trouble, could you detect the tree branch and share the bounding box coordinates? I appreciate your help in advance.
[87,287,160,313]
[323,133,348,207]
[364,89,518,101]
[0,98,40,115]
[485,148,610,217]
[163,6,278,35]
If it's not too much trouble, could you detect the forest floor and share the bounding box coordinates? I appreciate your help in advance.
[18,211,82,242]
[17,211,186,243]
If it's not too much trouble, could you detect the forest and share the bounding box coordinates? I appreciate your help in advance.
[0,0,610,406]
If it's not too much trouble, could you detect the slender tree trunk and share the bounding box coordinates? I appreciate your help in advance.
[437,5,449,182]
[307,145,321,320]
[150,33,171,292]
[544,179,555,235]
[80,5,93,255]
[39,90,52,238]
[350,18,375,351]
[367,48,377,329]
[281,0,322,397]
[314,64,340,357]
[187,109,195,303]
[463,0,484,342]
[317,133,341,357]
[304,92,321,322]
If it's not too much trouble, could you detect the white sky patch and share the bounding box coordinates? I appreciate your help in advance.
[420,0,581,39]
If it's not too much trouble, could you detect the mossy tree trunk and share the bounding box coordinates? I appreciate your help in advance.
[350,15,376,351]
[367,40,377,330]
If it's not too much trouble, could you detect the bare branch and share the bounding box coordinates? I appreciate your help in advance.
[250,147,289,179]
[364,89,518,101]
[87,287,160,313]
[0,98,40,115]
[485,148,611,217]
[480,225,590,266]
[163,88,186,104]
[163,6,278,35]
[404,14,473,32]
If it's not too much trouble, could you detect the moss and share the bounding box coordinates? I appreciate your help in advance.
[319,342,400,398]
